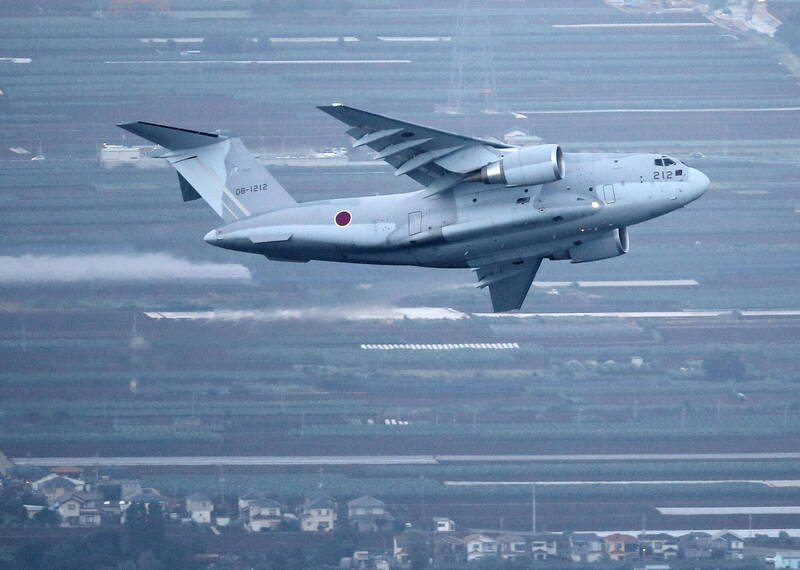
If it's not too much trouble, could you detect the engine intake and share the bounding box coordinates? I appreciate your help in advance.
[569,227,629,263]
[467,144,565,187]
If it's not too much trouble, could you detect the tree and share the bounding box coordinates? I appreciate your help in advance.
[32,508,60,527]
[399,529,429,570]
[123,502,149,555]
[702,351,746,380]
[144,502,166,548]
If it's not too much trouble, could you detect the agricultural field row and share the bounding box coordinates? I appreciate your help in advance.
[136,472,800,504]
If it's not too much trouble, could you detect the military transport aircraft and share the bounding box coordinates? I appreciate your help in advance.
[119,105,708,312]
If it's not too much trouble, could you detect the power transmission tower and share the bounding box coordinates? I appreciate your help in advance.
[443,0,499,116]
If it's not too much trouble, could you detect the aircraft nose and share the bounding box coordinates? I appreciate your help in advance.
[688,168,710,202]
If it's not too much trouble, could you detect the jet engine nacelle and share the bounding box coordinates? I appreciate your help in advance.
[569,227,629,263]
[470,144,565,187]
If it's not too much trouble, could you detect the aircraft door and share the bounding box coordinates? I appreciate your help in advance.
[602,184,616,204]
[408,211,422,236]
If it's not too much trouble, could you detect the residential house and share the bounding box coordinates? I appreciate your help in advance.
[186,492,213,524]
[127,488,168,508]
[570,532,605,563]
[433,534,465,564]
[347,495,393,532]
[96,477,143,502]
[433,517,455,532]
[774,553,800,569]
[498,534,528,560]
[638,532,679,559]
[679,532,713,559]
[32,474,86,504]
[340,551,391,570]
[464,534,498,561]
[530,533,560,560]
[711,531,744,559]
[300,494,337,532]
[605,533,639,561]
[237,491,265,513]
[56,490,103,527]
[247,498,284,532]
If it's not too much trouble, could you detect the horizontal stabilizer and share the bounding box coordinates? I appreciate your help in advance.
[118,121,222,151]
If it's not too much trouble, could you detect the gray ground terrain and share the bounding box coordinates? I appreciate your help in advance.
[1,0,799,532]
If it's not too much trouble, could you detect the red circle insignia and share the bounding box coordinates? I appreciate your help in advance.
[334,211,352,226]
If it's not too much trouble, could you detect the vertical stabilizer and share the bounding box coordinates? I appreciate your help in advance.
[118,121,296,221]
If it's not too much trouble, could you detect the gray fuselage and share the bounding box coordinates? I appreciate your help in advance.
[204,152,709,270]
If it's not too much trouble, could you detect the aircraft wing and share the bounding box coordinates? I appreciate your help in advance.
[475,258,542,312]
[318,104,514,193]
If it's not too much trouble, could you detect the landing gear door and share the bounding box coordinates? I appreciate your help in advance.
[408,211,422,236]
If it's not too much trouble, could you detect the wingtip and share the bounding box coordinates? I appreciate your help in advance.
[318,103,346,112]
[117,121,141,131]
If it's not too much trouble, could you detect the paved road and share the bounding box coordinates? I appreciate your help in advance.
[13,452,800,467]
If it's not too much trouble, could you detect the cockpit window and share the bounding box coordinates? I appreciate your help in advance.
[654,158,664,166]
[655,157,677,167]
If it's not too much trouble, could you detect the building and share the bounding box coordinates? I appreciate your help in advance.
[570,532,605,563]
[605,533,639,561]
[464,534,498,561]
[530,533,560,560]
[346,495,393,532]
[127,488,168,509]
[433,534,465,564]
[246,498,283,532]
[711,531,744,559]
[237,491,265,513]
[638,532,679,559]
[300,494,337,532]
[679,531,713,559]
[56,491,103,527]
[185,493,213,524]
[498,534,528,560]
[32,474,86,504]
[774,553,800,569]
[433,517,455,532]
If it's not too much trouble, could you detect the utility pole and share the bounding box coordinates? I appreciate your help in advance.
[531,484,537,535]
[472,406,477,435]
[444,0,499,116]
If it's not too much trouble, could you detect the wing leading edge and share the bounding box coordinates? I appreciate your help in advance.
[318,104,514,194]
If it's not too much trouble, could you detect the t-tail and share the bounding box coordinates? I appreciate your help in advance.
[117,122,296,221]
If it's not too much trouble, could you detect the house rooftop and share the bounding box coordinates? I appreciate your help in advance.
[186,492,211,502]
[347,495,385,508]
[639,532,678,540]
